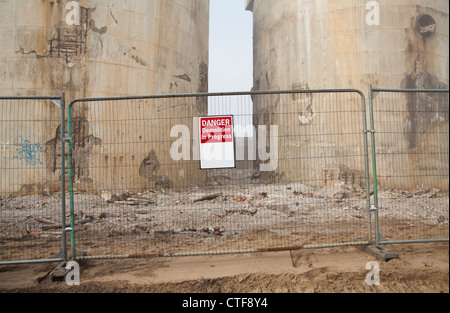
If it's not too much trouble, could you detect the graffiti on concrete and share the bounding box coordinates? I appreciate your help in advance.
[12,136,44,166]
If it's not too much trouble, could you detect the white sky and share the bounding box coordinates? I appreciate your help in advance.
[209,0,253,92]
[208,0,254,137]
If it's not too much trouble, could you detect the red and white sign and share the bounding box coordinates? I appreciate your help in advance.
[199,116,235,169]
[200,116,233,144]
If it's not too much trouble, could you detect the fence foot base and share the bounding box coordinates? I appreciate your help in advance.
[49,251,86,283]
[49,262,69,282]
[357,244,399,262]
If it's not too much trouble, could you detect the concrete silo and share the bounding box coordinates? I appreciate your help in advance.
[246,0,449,190]
[0,0,209,194]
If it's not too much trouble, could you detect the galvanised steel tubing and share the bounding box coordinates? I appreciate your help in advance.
[67,101,76,261]
[369,87,449,245]
[74,241,371,261]
[380,238,449,245]
[380,239,449,245]
[371,88,449,93]
[0,258,64,266]
[358,90,373,244]
[0,96,61,100]
[368,85,379,245]
[60,92,68,262]
[68,88,369,107]
[68,89,372,259]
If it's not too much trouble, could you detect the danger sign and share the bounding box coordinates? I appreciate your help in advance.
[199,116,235,169]
[200,117,233,144]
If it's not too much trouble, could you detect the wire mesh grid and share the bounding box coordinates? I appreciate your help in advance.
[0,97,64,262]
[68,91,372,258]
[3,90,447,263]
[371,90,449,243]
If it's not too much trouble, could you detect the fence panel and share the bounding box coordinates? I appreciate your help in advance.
[68,90,373,259]
[0,95,67,264]
[369,87,449,244]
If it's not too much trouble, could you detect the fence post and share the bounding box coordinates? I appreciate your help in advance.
[368,85,381,245]
[357,89,375,244]
[68,100,76,261]
[60,92,68,262]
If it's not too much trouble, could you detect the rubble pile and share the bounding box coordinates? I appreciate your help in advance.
[1,182,447,244]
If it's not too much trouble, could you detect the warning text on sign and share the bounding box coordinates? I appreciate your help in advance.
[201,117,233,144]
[199,116,235,169]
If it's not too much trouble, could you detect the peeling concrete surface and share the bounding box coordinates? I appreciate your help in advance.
[45,117,102,184]
[247,0,449,189]
[0,0,209,195]
[0,0,209,99]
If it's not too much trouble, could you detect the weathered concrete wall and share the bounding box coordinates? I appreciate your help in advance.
[247,0,448,91]
[1,0,209,99]
[247,0,449,190]
[0,0,209,195]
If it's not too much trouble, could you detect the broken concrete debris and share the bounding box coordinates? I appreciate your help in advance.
[234,195,247,202]
[101,190,156,205]
[41,218,93,231]
[224,206,258,216]
[193,193,223,203]
[33,216,56,225]
[2,181,447,247]
[101,190,130,203]
[202,226,226,236]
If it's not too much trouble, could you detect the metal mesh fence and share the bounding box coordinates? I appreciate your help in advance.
[0,89,449,264]
[369,88,449,244]
[67,90,372,259]
[0,96,65,263]
[2,89,448,263]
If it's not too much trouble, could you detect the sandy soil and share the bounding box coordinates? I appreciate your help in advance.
[1,172,448,295]
[0,242,448,293]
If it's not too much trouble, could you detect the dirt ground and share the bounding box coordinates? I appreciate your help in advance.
[0,242,448,294]
[1,176,448,295]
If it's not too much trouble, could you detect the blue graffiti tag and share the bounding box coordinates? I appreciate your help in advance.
[12,136,44,166]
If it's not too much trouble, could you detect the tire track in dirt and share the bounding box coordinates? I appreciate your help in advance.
[1,243,448,293]
[4,266,447,293]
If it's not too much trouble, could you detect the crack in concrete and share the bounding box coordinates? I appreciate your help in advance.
[15,47,48,59]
